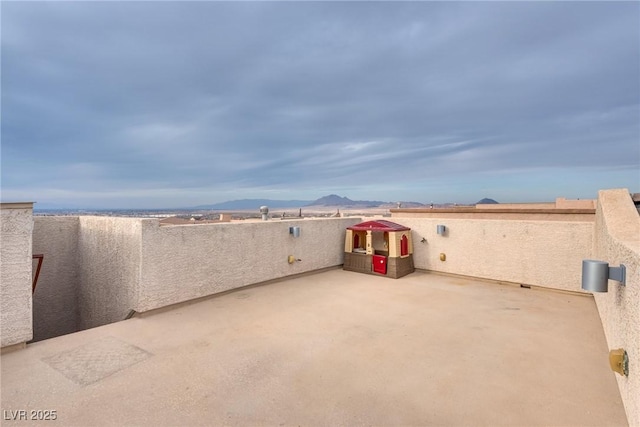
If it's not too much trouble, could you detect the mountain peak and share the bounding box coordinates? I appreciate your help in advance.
[476,198,499,204]
[307,195,355,206]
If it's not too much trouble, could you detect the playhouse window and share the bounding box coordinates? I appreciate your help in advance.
[354,234,360,248]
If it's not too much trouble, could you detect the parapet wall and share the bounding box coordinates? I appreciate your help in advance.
[397,218,593,292]
[137,218,360,311]
[476,197,596,210]
[15,210,599,345]
[77,217,143,330]
[32,216,80,342]
[25,216,361,340]
[0,203,34,347]
[392,208,594,222]
[31,216,144,339]
[592,189,640,427]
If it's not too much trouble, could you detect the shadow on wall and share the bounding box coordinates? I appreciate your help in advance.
[31,217,80,342]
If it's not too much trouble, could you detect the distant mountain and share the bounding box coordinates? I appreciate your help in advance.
[195,199,312,210]
[306,194,387,207]
[476,198,499,204]
[307,194,354,206]
[198,194,429,210]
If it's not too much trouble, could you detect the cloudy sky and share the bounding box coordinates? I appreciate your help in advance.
[2,1,638,208]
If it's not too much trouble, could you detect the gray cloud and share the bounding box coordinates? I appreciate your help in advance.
[2,1,638,208]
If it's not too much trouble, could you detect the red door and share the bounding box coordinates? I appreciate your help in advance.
[373,255,387,275]
[401,235,408,256]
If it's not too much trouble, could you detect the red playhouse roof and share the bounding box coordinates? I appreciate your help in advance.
[347,220,410,232]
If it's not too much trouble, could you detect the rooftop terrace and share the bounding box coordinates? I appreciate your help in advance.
[1,188,638,426]
[0,269,627,426]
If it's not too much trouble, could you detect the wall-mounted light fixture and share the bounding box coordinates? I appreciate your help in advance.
[437,225,446,236]
[420,237,427,243]
[581,259,626,292]
[609,349,629,377]
[289,226,301,238]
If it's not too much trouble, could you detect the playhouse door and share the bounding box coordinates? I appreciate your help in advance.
[373,255,387,275]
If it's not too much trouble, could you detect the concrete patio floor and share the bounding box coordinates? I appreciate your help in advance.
[0,269,628,426]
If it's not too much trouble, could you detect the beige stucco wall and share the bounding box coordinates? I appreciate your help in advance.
[556,197,596,209]
[477,202,556,209]
[1,203,34,347]
[475,198,595,210]
[136,217,361,312]
[395,218,593,292]
[28,216,361,337]
[76,217,143,330]
[32,216,80,342]
[392,210,594,222]
[592,189,640,427]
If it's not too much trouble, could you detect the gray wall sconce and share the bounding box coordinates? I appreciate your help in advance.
[289,226,301,238]
[581,259,626,292]
[437,225,446,236]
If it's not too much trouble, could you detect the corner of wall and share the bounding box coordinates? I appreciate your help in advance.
[31,216,82,342]
[592,188,640,427]
[0,205,34,348]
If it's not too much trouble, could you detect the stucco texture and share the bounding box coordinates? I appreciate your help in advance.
[28,216,361,339]
[592,189,640,427]
[392,210,594,222]
[32,217,80,342]
[1,206,33,347]
[76,217,143,331]
[137,218,361,312]
[395,218,594,292]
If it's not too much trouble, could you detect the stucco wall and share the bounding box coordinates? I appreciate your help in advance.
[27,216,360,337]
[556,197,596,209]
[1,204,33,347]
[592,189,640,427]
[76,217,143,330]
[392,210,594,221]
[477,202,556,209]
[395,218,593,292]
[32,217,80,342]
[476,198,596,210]
[136,217,361,312]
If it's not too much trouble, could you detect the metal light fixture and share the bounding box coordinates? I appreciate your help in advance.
[581,259,626,292]
[609,349,629,377]
[289,226,300,237]
[437,225,446,235]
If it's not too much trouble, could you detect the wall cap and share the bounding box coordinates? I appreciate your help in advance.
[1,202,34,210]
[390,207,595,214]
